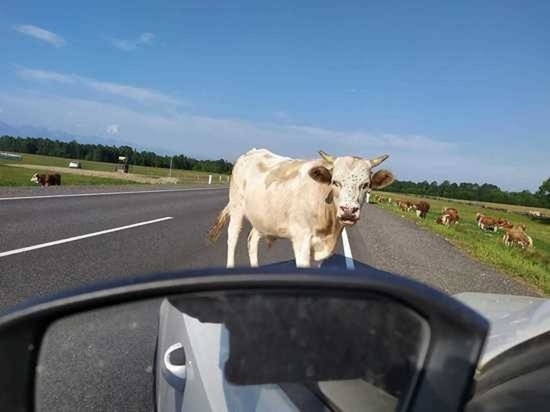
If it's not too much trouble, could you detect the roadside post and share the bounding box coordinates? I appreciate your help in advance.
[208,175,212,185]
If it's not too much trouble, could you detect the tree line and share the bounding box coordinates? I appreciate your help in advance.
[383,179,550,208]
[2,135,548,208]
[0,136,233,174]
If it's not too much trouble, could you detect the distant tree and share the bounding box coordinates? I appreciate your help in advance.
[0,135,233,175]
[537,178,550,203]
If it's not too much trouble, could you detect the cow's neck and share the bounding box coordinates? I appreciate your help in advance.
[311,191,344,260]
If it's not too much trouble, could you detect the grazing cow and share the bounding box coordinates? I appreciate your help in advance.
[476,213,499,232]
[437,207,460,226]
[413,201,430,218]
[208,149,395,267]
[442,207,459,216]
[30,172,61,187]
[497,218,514,230]
[503,225,533,249]
[437,212,460,226]
[398,200,413,212]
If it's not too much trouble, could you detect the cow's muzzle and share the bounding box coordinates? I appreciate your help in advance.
[338,206,360,225]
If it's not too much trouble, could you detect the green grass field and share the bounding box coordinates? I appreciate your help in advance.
[373,192,550,295]
[0,164,135,186]
[0,153,229,185]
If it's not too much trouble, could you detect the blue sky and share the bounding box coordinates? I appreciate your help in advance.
[1,0,549,191]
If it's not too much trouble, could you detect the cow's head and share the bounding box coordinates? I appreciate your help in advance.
[30,173,40,184]
[308,150,395,225]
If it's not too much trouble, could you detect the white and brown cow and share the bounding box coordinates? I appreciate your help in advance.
[442,207,459,216]
[502,225,533,249]
[497,218,514,230]
[437,207,460,226]
[413,201,430,218]
[476,213,499,232]
[208,148,395,267]
[30,172,61,187]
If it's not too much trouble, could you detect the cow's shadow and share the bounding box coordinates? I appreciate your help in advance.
[264,254,369,270]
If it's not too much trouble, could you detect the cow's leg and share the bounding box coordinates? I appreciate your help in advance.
[247,228,261,267]
[226,211,244,268]
[292,235,311,268]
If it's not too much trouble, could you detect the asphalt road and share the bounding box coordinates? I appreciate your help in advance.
[0,185,539,311]
[0,185,540,411]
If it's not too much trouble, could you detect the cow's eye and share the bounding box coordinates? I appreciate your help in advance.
[360,182,369,190]
[332,181,341,188]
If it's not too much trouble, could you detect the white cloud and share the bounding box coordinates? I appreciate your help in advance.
[110,32,155,51]
[106,124,119,135]
[17,68,75,84]
[13,25,66,47]
[85,78,180,105]
[139,32,154,44]
[16,67,183,106]
[272,110,290,121]
[1,91,545,191]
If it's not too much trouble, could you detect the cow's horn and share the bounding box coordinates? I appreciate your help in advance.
[319,150,335,164]
[369,154,389,168]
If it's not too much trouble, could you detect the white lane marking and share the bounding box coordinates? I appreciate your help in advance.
[0,217,173,258]
[0,187,227,201]
[341,228,355,270]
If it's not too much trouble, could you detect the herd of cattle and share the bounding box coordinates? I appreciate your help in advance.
[373,194,534,250]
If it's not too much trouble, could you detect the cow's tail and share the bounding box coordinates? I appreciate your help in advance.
[207,204,230,244]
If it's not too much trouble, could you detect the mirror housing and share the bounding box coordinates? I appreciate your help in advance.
[0,266,488,411]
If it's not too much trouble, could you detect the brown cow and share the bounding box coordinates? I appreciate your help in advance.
[398,200,413,212]
[30,172,61,187]
[497,218,514,230]
[442,207,459,215]
[476,213,499,232]
[436,210,460,226]
[413,201,430,218]
[502,225,533,249]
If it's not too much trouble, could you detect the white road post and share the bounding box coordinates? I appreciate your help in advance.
[169,157,173,177]
[208,175,212,185]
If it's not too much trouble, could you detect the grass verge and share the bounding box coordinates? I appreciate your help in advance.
[373,192,550,295]
[0,153,228,181]
[0,164,136,186]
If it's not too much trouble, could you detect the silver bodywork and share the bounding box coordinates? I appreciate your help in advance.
[156,299,398,412]
[156,299,304,412]
[454,292,550,368]
[156,293,550,411]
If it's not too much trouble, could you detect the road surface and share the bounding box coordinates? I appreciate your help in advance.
[1,185,541,411]
[0,185,539,311]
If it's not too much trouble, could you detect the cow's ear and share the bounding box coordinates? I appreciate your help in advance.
[308,166,332,184]
[371,169,395,189]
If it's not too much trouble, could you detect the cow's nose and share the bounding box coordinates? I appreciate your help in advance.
[340,206,359,215]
